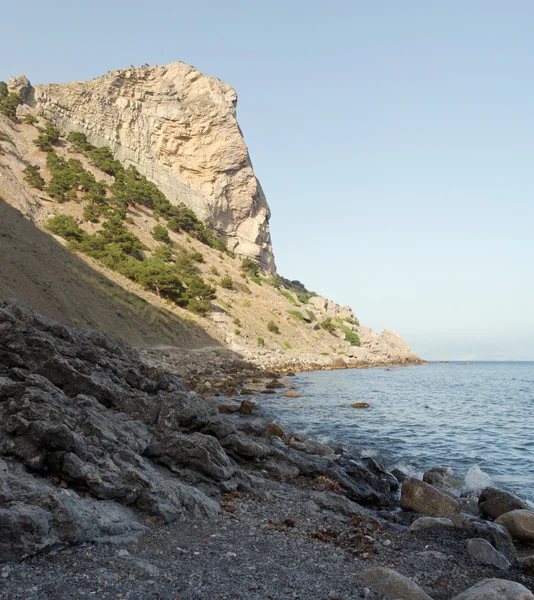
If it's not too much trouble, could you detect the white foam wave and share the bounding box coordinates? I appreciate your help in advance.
[463,465,492,493]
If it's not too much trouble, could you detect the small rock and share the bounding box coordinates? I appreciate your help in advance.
[452,578,534,599]
[418,550,448,560]
[409,517,454,531]
[266,423,286,438]
[495,510,534,541]
[358,567,433,600]
[218,401,241,413]
[401,477,460,517]
[466,538,510,570]
[239,399,259,414]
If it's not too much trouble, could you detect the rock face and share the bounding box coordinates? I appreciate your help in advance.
[13,63,275,271]
[0,300,401,562]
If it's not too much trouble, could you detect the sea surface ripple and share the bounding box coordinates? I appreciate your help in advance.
[259,361,534,501]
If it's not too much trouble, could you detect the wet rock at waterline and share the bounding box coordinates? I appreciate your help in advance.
[479,487,528,520]
[495,510,534,542]
[400,477,461,517]
[423,466,457,489]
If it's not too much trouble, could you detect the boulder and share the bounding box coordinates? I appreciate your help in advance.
[301,439,334,457]
[466,521,516,563]
[466,538,510,570]
[358,567,433,600]
[423,466,456,489]
[495,510,534,541]
[401,478,461,517]
[452,578,534,600]
[409,517,454,531]
[478,487,528,519]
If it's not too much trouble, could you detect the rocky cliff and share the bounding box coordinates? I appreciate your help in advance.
[10,63,275,271]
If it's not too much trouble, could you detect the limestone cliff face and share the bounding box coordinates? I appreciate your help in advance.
[17,63,275,271]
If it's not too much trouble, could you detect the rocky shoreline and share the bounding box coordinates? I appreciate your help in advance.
[1,300,533,599]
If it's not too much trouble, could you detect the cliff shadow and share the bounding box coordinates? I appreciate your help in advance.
[0,198,223,350]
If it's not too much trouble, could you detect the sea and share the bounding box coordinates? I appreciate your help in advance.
[258,361,534,502]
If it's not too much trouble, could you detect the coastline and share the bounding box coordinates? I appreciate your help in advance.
[1,301,532,599]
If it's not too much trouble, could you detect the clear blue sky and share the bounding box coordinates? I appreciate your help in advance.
[2,1,534,360]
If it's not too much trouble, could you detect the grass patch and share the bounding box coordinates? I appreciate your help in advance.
[287,309,305,322]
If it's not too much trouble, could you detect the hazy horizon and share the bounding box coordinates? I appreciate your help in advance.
[2,0,533,360]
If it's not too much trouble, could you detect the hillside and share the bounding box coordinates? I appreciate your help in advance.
[0,68,422,370]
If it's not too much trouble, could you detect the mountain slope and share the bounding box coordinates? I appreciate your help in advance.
[0,68,422,369]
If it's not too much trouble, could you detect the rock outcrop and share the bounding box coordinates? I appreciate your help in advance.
[10,63,275,271]
[0,300,400,562]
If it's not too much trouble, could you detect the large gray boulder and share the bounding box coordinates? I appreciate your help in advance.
[358,567,433,600]
[466,538,510,570]
[452,578,534,599]
[478,487,528,520]
[495,510,534,541]
[401,477,461,517]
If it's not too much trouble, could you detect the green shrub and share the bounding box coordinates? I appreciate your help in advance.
[233,318,241,326]
[45,214,86,242]
[23,165,45,190]
[241,257,260,278]
[189,250,204,263]
[280,290,299,306]
[34,121,62,151]
[0,82,7,97]
[210,266,219,276]
[220,276,234,290]
[83,203,103,222]
[343,330,361,347]
[152,244,173,263]
[283,341,292,350]
[268,274,283,289]
[234,328,241,335]
[250,274,261,285]
[345,317,360,326]
[287,310,305,322]
[67,131,94,153]
[45,152,82,201]
[0,92,22,119]
[320,317,337,335]
[257,336,265,347]
[152,224,171,244]
[296,292,311,304]
[306,310,316,322]
[22,114,38,125]
[267,320,280,334]
[88,146,123,176]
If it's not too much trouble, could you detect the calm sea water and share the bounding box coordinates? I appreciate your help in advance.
[259,362,534,501]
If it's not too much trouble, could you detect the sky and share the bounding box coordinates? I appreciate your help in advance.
[1,1,534,360]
